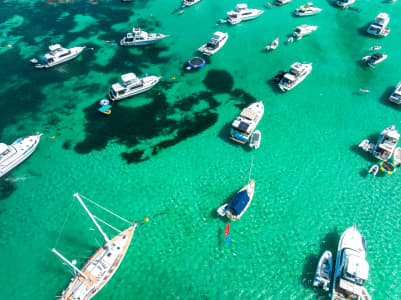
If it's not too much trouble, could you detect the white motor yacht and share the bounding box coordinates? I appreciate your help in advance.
[109,73,161,101]
[371,125,399,161]
[120,28,168,46]
[198,32,228,56]
[292,24,318,39]
[30,44,86,68]
[336,0,355,8]
[0,134,42,179]
[332,224,370,300]
[294,3,323,16]
[181,0,202,7]
[230,101,264,144]
[275,0,291,5]
[362,52,387,68]
[226,4,264,25]
[367,13,390,37]
[388,81,401,104]
[278,62,312,91]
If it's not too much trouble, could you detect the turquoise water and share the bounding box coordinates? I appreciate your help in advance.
[1,0,401,298]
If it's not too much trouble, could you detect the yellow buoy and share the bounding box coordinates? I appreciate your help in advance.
[145,218,149,223]
[51,136,56,140]
[172,77,176,80]
[380,168,384,172]
[8,44,12,48]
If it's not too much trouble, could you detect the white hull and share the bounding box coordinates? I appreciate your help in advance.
[33,47,85,69]
[109,76,160,101]
[295,7,322,16]
[230,101,264,144]
[266,38,279,51]
[0,134,42,179]
[198,33,228,56]
[183,0,201,6]
[279,63,312,91]
[227,10,263,24]
[313,250,333,291]
[336,0,355,7]
[249,130,261,149]
[120,34,168,46]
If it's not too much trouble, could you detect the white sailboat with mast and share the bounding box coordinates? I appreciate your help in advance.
[52,193,138,300]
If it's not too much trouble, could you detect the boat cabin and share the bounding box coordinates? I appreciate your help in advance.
[389,82,401,104]
[0,143,11,161]
[227,190,249,216]
[368,13,390,35]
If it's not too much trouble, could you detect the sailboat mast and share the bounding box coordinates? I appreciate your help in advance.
[74,193,110,245]
[248,155,254,184]
[51,248,88,279]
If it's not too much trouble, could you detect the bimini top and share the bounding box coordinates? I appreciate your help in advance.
[235,3,248,11]
[121,73,138,83]
[346,255,370,281]
[49,44,62,51]
[0,143,8,154]
[240,108,256,120]
[228,190,249,215]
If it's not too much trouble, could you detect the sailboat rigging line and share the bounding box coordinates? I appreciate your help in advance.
[94,215,122,233]
[79,193,134,225]
[248,155,254,184]
[54,197,76,249]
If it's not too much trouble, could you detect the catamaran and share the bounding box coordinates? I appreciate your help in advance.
[52,193,138,300]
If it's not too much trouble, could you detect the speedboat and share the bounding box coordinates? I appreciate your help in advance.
[226,4,264,25]
[30,44,86,68]
[278,62,312,92]
[294,3,322,16]
[109,73,161,101]
[181,0,201,8]
[362,52,387,68]
[388,81,401,104]
[368,165,379,176]
[230,101,264,144]
[371,125,400,161]
[226,180,255,221]
[265,37,279,51]
[335,0,355,8]
[249,130,261,149]
[313,250,333,292]
[367,13,390,37]
[332,224,370,300]
[120,28,168,46]
[0,134,42,179]
[292,24,318,39]
[198,32,228,56]
[394,147,401,166]
[275,0,291,5]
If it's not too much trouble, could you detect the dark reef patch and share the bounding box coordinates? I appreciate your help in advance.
[0,180,17,201]
[230,88,257,108]
[203,70,234,94]
[75,89,220,163]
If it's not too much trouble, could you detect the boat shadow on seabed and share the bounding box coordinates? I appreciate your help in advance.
[300,228,340,297]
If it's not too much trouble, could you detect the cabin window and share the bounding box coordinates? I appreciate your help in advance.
[107,253,111,257]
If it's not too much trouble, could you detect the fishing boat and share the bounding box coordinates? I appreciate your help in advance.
[181,0,201,8]
[0,133,42,179]
[368,165,379,176]
[30,44,86,68]
[371,125,399,161]
[292,24,318,39]
[335,0,355,8]
[52,193,138,300]
[278,62,312,91]
[331,224,370,300]
[313,250,333,292]
[265,37,279,51]
[362,52,387,68]
[109,73,161,101]
[393,147,401,166]
[198,32,228,56]
[120,28,168,46]
[226,4,264,25]
[388,81,401,104]
[225,158,255,221]
[366,13,390,37]
[230,101,264,144]
[249,130,261,149]
[294,3,322,16]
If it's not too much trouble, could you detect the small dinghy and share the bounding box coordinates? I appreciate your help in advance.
[249,130,261,149]
[265,37,279,51]
[217,204,228,216]
[393,147,401,166]
[369,45,381,51]
[368,165,379,176]
[358,139,374,152]
[313,250,333,292]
